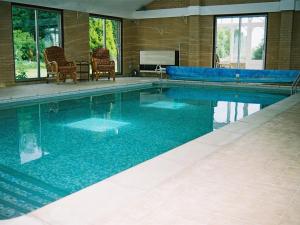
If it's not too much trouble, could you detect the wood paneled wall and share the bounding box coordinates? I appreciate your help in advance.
[145,0,188,10]
[291,11,300,70]
[266,11,300,70]
[0,2,15,86]
[123,15,214,75]
[265,13,281,70]
[123,20,140,74]
[123,17,190,74]
[63,11,90,63]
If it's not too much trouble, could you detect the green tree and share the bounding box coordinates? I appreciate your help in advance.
[252,41,264,60]
[89,17,118,59]
[89,18,104,50]
[12,7,59,40]
[105,20,117,58]
[217,28,231,58]
[13,30,36,61]
[12,7,35,35]
[15,62,28,80]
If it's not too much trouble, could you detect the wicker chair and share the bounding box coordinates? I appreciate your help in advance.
[44,46,77,84]
[91,48,115,81]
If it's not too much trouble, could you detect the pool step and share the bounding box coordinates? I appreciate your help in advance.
[0,164,68,219]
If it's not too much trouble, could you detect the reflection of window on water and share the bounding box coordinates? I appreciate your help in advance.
[213,101,260,129]
[19,133,43,164]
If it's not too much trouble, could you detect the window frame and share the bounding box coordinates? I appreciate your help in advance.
[12,3,63,82]
[89,13,123,75]
[213,13,268,70]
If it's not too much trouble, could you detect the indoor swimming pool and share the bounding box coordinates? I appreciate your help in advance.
[0,83,290,219]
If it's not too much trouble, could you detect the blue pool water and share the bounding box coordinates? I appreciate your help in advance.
[0,84,289,219]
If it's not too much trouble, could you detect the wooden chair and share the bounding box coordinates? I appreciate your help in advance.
[91,48,115,81]
[44,46,77,84]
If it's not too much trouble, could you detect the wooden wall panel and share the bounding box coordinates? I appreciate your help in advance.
[266,12,281,70]
[188,16,201,66]
[199,16,214,67]
[123,17,189,75]
[291,11,300,70]
[278,11,294,70]
[123,15,213,73]
[63,11,90,63]
[0,2,15,86]
[123,20,140,75]
[145,0,188,10]
[264,11,299,70]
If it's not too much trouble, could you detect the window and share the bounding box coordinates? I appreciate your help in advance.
[214,15,267,70]
[12,5,62,80]
[89,15,122,73]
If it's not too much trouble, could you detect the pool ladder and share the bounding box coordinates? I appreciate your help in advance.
[291,73,300,95]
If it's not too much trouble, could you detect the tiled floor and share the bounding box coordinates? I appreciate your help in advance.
[0,81,299,225]
[0,77,158,101]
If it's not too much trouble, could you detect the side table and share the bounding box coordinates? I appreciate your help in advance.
[76,61,90,81]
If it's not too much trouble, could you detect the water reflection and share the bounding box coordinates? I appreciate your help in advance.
[14,93,123,164]
[19,133,43,164]
[1,86,287,168]
[213,101,260,129]
[17,104,47,164]
[0,86,289,220]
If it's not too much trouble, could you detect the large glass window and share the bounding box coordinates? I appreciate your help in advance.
[89,16,122,73]
[214,15,267,70]
[12,5,62,80]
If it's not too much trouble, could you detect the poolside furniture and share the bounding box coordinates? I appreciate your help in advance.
[76,61,90,81]
[91,48,115,81]
[44,46,77,84]
[230,63,246,69]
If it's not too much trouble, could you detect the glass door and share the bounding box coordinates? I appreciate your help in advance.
[89,16,122,74]
[12,5,62,81]
[12,7,38,80]
[215,15,267,70]
[215,17,240,69]
[89,17,105,49]
[38,10,62,78]
[240,16,266,70]
[106,19,122,73]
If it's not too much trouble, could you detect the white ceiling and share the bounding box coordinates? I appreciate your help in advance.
[5,0,154,18]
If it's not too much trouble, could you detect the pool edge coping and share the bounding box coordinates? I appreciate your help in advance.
[0,81,155,109]
[0,79,292,108]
